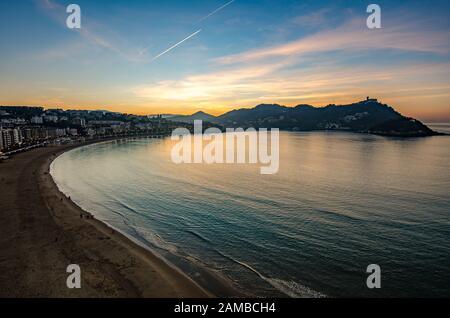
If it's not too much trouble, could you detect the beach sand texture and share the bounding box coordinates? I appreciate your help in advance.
[0,143,210,298]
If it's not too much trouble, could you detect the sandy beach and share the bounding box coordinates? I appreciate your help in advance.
[0,141,212,298]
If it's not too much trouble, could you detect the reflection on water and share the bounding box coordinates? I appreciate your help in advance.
[51,131,450,297]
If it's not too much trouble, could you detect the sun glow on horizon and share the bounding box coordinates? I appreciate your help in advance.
[0,0,449,122]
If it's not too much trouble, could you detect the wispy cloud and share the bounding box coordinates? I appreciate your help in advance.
[21,3,450,120]
[35,0,143,62]
[292,7,335,28]
[132,58,450,109]
[35,0,235,63]
[144,0,235,60]
[132,11,450,110]
[215,17,450,64]
[132,59,294,101]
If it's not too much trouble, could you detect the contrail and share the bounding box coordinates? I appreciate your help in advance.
[151,29,202,61]
[198,0,235,22]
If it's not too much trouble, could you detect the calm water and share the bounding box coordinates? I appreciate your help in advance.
[51,130,450,297]
[429,123,450,134]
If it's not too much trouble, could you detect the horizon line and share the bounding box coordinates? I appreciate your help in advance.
[3,97,450,123]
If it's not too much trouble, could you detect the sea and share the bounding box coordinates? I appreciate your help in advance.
[50,124,450,297]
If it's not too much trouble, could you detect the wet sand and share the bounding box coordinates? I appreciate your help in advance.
[0,142,212,298]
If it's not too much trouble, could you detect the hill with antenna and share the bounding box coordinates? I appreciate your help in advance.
[167,98,439,137]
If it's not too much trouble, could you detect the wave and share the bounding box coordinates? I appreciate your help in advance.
[124,222,179,255]
[185,229,213,245]
[263,278,326,298]
[212,248,325,298]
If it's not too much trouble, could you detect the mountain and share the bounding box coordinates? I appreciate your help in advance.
[217,104,289,123]
[368,118,435,136]
[168,111,217,124]
[215,99,438,137]
[165,99,438,137]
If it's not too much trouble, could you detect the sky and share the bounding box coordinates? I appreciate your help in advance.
[0,0,450,122]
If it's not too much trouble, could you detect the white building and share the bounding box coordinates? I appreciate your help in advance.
[72,117,86,127]
[67,128,78,136]
[1,118,26,125]
[12,128,21,144]
[44,115,58,123]
[0,128,23,149]
[0,129,4,151]
[31,116,44,124]
[1,129,13,149]
[56,128,67,137]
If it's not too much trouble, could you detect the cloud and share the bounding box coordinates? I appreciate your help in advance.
[214,17,450,65]
[132,56,450,109]
[132,61,287,101]
[292,8,335,28]
[35,0,144,62]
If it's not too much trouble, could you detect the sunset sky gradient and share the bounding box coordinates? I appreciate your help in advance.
[1,0,450,122]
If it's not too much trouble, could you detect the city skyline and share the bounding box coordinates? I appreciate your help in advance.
[1,0,450,122]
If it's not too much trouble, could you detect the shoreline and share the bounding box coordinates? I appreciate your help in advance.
[0,138,237,297]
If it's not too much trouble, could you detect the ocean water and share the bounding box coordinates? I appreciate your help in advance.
[429,123,450,134]
[51,130,450,297]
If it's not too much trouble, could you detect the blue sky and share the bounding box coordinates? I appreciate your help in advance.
[1,0,450,121]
